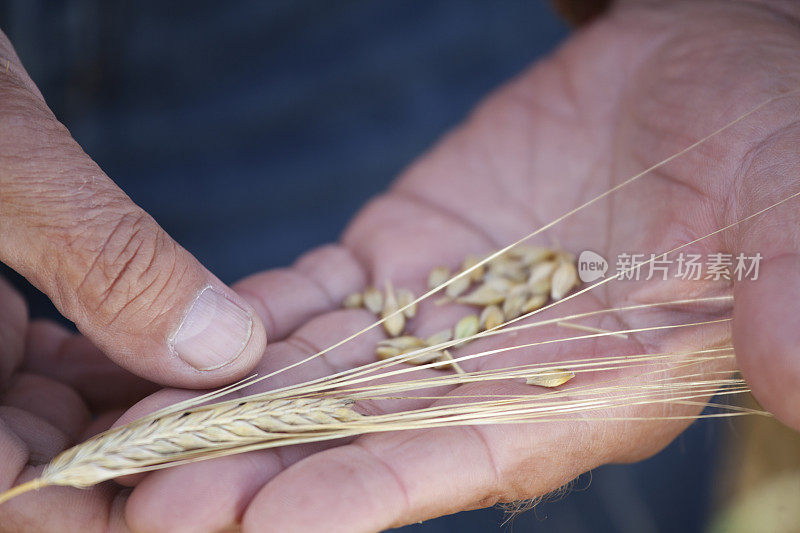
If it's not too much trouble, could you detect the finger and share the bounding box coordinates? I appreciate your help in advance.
[233,244,366,342]
[0,276,27,389]
[0,32,265,388]
[0,407,69,464]
[734,253,800,429]
[2,373,90,442]
[1,465,119,533]
[124,451,282,533]
[731,120,800,430]
[22,320,158,411]
[0,418,28,491]
[0,414,117,533]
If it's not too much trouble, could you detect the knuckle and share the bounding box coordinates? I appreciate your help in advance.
[0,83,102,241]
[0,82,57,152]
[72,211,185,327]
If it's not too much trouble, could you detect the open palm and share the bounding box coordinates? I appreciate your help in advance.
[3,1,800,531]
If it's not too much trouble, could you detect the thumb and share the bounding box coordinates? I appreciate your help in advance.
[0,32,266,387]
[734,252,800,430]
[732,123,800,430]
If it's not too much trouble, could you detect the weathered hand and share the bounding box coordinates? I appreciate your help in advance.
[0,275,162,531]
[0,25,267,533]
[4,1,800,531]
[0,30,267,386]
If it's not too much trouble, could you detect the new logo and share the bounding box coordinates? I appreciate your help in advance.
[578,250,608,283]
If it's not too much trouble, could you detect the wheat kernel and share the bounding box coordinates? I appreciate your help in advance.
[488,259,526,282]
[343,292,363,308]
[456,283,506,306]
[376,346,401,359]
[363,287,383,314]
[462,255,485,282]
[378,336,426,350]
[522,294,547,313]
[455,314,480,340]
[428,266,451,289]
[525,369,575,387]
[480,305,505,330]
[381,281,406,337]
[551,262,579,300]
[406,350,446,365]
[528,260,558,285]
[396,288,417,318]
[511,245,554,266]
[445,275,471,299]
[528,278,552,296]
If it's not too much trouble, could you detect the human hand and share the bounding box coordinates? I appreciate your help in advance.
[0,27,267,531]
[4,1,800,531]
[0,30,267,386]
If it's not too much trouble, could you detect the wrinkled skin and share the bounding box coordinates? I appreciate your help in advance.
[2,1,800,531]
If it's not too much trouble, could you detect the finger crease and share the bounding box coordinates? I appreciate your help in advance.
[353,443,412,520]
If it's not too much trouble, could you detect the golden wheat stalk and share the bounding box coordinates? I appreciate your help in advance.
[0,355,751,505]
[0,397,362,504]
[0,343,746,504]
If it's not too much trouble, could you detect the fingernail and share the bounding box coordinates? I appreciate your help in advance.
[171,287,253,370]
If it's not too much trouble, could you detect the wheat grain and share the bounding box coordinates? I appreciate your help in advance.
[462,255,485,282]
[427,266,450,289]
[381,281,405,337]
[528,260,557,285]
[376,345,401,359]
[377,335,445,364]
[488,257,527,282]
[550,261,578,300]
[525,369,575,387]
[342,292,363,309]
[408,350,446,365]
[397,288,417,318]
[363,287,383,314]
[455,314,480,341]
[445,275,471,298]
[480,305,504,330]
[456,283,506,306]
[522,294,547,314]
[378,336,426,349]
[502,285,530,320]
[510,245,554,266]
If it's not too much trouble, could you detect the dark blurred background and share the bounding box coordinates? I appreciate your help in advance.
[0,1,727,531]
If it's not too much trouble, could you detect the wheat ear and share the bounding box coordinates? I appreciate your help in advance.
[0,396,360,504]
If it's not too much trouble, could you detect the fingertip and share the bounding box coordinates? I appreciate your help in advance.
[94,279,267,389]
[169,286,266,374]
[173,285,268,388]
